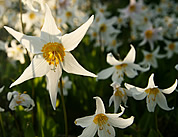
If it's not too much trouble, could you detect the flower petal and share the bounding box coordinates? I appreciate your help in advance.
[40,4,61,42]
[4,26,44,54]
[0,86,4,93]
[156,92,174,111]
[146,96,157,112]
[123,44,135,63]
[106,105,125,118]
[146,73,156,88]
[162,79,177,94]
[63,52,96,77]
[78,122,97,137]
[97,67,115,80]
[98,124,115,137]
[46,66,62,110]
[62,15,94,52]
[107,53,121,65]
[75,115,94,128]
[108,116,134,129]
[93,96,105,114]
[10,55,50,88]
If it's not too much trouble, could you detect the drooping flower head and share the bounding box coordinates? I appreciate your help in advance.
[125,73,177,112]
[75,96,134,137]
[4,4,96,110]
[7,91,35,111]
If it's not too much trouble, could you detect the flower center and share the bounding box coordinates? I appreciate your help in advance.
[145,54,153,60]
[65,11,72,18]
[145,88,159,102]
[145,30,153,39]
[99,8,104,13]
[93,114,108,130]
[115,63,128,70]
[117,17,123,23]
[100,24,107,32]
[29,13,36,20]
[129,4,136,12]
[111,40,116,47]
[41,42,65,68]
[168,43,175,50]
[114,88,126,97]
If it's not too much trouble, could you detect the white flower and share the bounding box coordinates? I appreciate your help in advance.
[97,45,149,84]
[46,76,72,96]
[109,82,131,113]
[7,91,35,111]
[75,96,134,137]
[22,0,45,12]
[5,40,26,64]
[4,4,96,110]
[175,64,178,71]
[139,24,163,50]
[125,73,177,112]
[139,46,165,68]
[164,40,178,59]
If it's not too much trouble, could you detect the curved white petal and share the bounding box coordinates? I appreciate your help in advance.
[123,44,135,63]
[124,66,138,78]
[93,96,105,114]
[146,96,157,112]
[97,67,115,80]
[106,105,125,118]
[63,52,96,77]
[156,92,174,111]
[147,73,156,88]
[131,63,150,72]
[0,107,5,112]
[0,86,4,93]
[124,83,145,92]
[107,53,121,65]
[162,79,177,94]
[98,124,115,137]
[46,66,62,110]
[4,26,44,54]
[62,15,94,52]
[133,92,147,100]
[75,115,94,128]
[41,4,61,42]
[114,96,122,113]
[78,122,97,137]
[10,55,50,88]
[108,116,134,129]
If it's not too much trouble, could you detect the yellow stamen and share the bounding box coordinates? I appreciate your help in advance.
[100,24,107,32]
[29,13,36,20]
[145,30,153,39]
[41,42,65,68]
[99,8,104,13]
[145,54,153,60]
[111,40,116,47]
[115,88,125,97]
[115,64,128,70]
[93,114,108,129]
[16,100,22,104]
[65,11,72,18]
[168,43,175,50]
[129,4,136,12]
[117,17,123,23]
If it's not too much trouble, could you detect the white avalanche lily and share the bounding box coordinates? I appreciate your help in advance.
[75,96,134,137]
[4,4,96,110]
[97,45,149,84]
[109,82,131,113]
[7,91,35,111]
[125,73,177,112]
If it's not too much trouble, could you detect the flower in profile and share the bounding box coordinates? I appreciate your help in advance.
[75,96,134,137]
[4,4,96,110]
[97,45,149,84]
[5,40,26,64]
[7,91,35,111]
[139,24,162,50]
[139,46,165,68]
[109,82,131,113]
[46,76,72,96]
[0,86,5,112]
[125,73,177,112]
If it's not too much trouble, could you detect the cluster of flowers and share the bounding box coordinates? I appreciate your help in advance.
[0,0,177,136]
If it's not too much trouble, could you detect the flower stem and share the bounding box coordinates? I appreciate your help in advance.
[0,113,6,137]
[19,0,25,34]
[154,109,163,137]
[59,77,68,137]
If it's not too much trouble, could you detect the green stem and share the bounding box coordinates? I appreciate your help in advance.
[59,77,68,137]
[0,113,6,137]
[13,112,23,137]
[154,109,163,137]
[19,0,25,34]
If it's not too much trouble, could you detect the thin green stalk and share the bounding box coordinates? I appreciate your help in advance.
[19,0,25,34]
[154,109,163,137]
[59,77,68,137]
[13,112,23,137]
[0,113,6,137]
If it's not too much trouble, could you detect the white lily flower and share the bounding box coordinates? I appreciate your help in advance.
[75,96,134,137]
[0,86,5,112]
[109,82,131,113]
[4,4,96,110]
[164,40,178,59]
[97,45,149,84]
[22,0,45,12]
[139,46,165,68]
[125,73,177,112]
[139,24,163,50]
[7,91,35,111]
